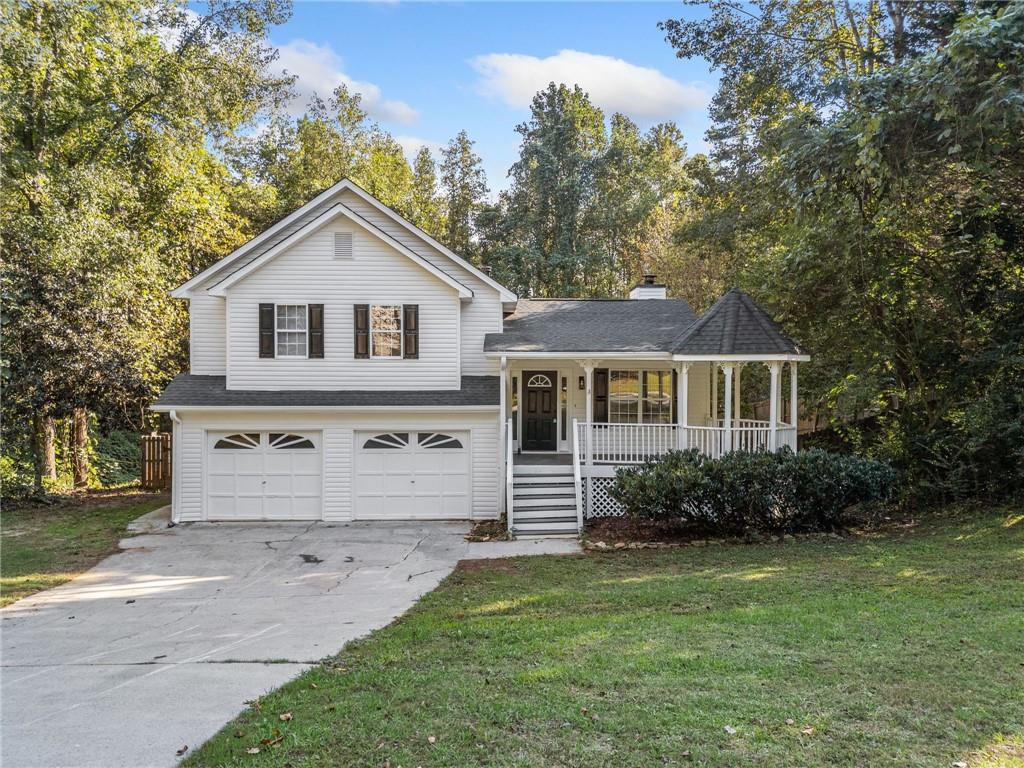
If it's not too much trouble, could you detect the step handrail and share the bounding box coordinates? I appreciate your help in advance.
[505,418,514,533]
[571,418,584,532]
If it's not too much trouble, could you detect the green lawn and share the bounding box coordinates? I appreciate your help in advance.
[190,506,1023,768]
[0,491,169,607]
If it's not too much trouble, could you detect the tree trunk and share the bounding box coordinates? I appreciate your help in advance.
[72,407,89,488]
[42,413,57,481]
[32,412,45,494]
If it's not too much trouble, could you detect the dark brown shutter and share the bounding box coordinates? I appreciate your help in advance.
[308,304,324,359]
[353,304,369,359]
[593,369,608,423]
[402,304,419,359]
[259,303,275,358]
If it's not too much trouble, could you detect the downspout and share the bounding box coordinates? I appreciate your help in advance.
[168,410,181,526]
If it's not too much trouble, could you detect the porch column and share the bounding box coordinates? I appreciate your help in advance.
[768,361,780,451]
[583,362,595,465]
[722,363,734,454]
[499,356,508,514]
[734,363,743,422]
[676,363,690,450]
[790,362,798,428]
[711,365,718,423]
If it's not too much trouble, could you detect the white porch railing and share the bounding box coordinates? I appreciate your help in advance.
[505,418,514,529]
[575,420,798,464]
[570,418,584,532]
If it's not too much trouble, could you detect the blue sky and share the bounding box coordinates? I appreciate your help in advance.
[264,2,715,194]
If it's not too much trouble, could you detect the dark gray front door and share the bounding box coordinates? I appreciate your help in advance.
[522,371,557,451]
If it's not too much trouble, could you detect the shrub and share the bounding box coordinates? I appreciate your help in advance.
[610,448,896,534]
[95,430,142,487]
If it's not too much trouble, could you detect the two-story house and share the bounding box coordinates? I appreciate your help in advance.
[154,180,808,536]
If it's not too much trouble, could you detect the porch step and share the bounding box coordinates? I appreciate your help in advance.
[513,464,574,476]
[512,473,574,485]
[511,518,579,536]
[513,494,576,508]
[514,483,574,496]
[511,507,578,522]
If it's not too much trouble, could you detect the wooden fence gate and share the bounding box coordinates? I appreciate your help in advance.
[141,433,172,491]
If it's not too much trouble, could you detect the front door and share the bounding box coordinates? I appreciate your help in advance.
[522,371,558,451]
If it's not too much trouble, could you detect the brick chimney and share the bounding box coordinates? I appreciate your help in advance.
[628,273,667,300]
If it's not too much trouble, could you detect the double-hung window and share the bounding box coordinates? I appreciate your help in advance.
[276,305,307,357]
[370,305,402,358]
[608,369,673,424]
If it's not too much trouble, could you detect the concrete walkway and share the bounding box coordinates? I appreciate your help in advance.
[1,518,579,768]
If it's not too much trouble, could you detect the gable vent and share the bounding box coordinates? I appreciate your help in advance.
[334,232,353,259]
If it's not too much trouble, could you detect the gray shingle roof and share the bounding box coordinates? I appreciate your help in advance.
[670,288,805,355]
[153,375,499,409]
[484,299,698,353]
[483,290,805,356]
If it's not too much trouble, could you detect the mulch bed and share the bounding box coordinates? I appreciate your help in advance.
[465,519,510,542]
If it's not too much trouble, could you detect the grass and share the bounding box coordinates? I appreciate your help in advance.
[186,505,1024,768]
[0,490,169,607]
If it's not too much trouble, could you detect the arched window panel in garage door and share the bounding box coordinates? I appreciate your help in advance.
[362,432,410,450]
[417,432,464,449]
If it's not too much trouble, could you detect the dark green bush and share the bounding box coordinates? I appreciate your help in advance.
[610,448,896,534]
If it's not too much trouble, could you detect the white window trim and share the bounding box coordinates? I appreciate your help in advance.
[608,368,673,425]
[369,303,403,360]
[275,303,308,359]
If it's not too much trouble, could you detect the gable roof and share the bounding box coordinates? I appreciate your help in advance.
[670,288,806,357]
[484,299,697,354]
[171,179,515,301]
[205,202,472,298]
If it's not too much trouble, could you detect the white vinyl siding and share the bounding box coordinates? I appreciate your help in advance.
[224,219,460,390]
[338,189,502,376]
[171,409,500,523]
[189,293,226,375]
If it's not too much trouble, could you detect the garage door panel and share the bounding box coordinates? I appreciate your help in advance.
[205,431,322,521]
[354,430,470,520]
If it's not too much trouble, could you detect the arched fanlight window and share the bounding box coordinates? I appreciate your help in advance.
[213,433,260,450]
[526,374,552,388]
[362,432,410,449]
[417,432,463,449]
[269,433,316,450]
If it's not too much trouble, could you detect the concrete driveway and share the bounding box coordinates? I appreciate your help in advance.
[1,517,579,768]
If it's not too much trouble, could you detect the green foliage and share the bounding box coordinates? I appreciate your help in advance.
[439,130,488,260]
[95,431,142,487]
[481,83,692,297]
[664,0,1024,503]
[611,449,896,533]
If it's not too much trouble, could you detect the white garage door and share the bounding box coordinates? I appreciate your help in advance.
[354,431,470,519]
[206,431,322,520]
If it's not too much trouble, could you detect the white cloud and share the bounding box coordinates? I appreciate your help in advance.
[153,7,200,50]
[276,39,419,125]
[471,49,709,120]
[395,135,444,164]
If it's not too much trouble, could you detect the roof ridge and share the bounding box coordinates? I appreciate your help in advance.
[738,291,793,354]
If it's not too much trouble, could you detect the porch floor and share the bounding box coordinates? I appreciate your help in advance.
[513,453,573,466]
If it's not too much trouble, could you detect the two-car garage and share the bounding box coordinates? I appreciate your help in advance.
[204,427,472,521]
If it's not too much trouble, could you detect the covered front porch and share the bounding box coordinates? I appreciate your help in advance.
[486,288,811,531]
[502,358,802,465]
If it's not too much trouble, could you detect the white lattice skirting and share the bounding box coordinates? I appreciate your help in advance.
[584,476,626,518]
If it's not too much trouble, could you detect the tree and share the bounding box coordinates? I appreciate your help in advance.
[482,83,690,298]
[1,0,292,493]
[410,146,444,238]
[663,0,1024,498]
[439,130,488,260]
